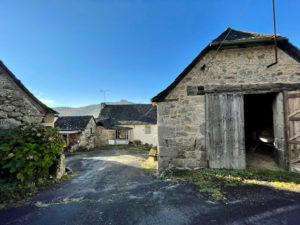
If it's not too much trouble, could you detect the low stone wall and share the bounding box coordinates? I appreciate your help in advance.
[54,154,65,179]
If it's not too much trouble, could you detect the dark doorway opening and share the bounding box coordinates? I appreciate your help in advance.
[244,93,279,170]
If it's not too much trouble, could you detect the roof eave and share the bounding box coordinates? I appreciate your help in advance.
[210,36,287,47]
[151,34,295,103]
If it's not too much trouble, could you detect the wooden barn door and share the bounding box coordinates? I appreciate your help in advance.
[205,94,246,169]
[285,91,300,172]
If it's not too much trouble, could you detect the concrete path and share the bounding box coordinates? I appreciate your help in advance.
[1,149,300,225]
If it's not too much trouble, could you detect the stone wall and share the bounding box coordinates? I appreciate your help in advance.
[95,126,111,146]
[0,69,54,129]
[157,45,300,172]
[69,119,96,151]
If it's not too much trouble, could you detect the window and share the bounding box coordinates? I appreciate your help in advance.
[90,128,93,134]
[145,126,151,134]
[116,129,129,139]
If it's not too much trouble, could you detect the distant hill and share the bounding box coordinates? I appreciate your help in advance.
[54,100,136,117]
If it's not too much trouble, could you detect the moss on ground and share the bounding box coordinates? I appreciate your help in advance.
[0,174,75,209]
[165,168,300,202]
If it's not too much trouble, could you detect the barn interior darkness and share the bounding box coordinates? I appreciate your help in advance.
[244,93,278,168]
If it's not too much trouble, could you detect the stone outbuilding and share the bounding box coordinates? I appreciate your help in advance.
[0,61,57,129]
[55,116,96,151]
[152,28,300,173]
[96,104,158,146]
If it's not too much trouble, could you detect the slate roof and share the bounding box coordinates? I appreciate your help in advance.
[0,61,57,114]
[151,28,300,102]
[97,104,157,128]
[55,116,94,131]
[211,28,281,44]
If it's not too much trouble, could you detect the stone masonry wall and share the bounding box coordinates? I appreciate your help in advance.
[0,69,53,129]
[70,119,96,151]
[157,45,300,172]
[95,126,110,146]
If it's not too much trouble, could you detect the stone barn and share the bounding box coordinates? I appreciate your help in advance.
[151,28,300,173]
[0,61,57,129]
[55,116,96,151]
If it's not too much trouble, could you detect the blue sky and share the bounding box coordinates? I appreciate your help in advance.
[1,0,299,107]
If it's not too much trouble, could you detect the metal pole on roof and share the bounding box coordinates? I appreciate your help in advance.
[267,0,278,68]
[100,89,109,103]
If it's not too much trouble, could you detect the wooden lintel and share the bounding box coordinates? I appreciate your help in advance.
[288,93,300,98]
[187,83,300,96]
[288,140,300,145]
[289,117,300,121]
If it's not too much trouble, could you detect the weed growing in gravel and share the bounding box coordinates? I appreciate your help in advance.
[164,168,300,202]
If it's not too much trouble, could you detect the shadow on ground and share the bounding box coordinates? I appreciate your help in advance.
[1,149,300,225]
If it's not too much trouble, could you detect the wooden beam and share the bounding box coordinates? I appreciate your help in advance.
[187,83,300,96]
[288,93,300,98]
[289,117,300,121]
[288,140,300,145]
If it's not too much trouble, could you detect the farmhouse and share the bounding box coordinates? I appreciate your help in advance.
[152,28,300,173]
[96,104,157,146]
[55,116,96,151]
[0,61,57,129]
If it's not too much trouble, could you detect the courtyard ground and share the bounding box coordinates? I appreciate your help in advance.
[1,148,300,225]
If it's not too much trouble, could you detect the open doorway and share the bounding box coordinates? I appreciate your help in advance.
[244,93,280,170]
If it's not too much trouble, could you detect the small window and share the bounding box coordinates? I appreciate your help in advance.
[145,126,151,134]
[116,129,129,139]
[90,128,93,134]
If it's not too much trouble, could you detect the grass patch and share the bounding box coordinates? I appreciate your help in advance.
[165,168,300,202]
[0,174,74,209]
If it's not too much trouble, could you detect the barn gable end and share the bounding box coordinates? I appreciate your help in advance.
[152,28,300,172]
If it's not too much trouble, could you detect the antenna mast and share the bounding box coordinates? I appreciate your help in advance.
[100,89,109,103]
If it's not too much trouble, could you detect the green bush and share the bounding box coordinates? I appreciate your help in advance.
[0,125,65,183]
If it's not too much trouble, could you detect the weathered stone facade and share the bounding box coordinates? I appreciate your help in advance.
[95,126,114,146]
[156,45,300,172]
[0,63,56,129]
[69,118,96,151]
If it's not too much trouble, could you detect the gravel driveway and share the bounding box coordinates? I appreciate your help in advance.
[1,149,300,225]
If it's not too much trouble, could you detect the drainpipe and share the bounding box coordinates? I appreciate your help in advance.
[267,0,278,68]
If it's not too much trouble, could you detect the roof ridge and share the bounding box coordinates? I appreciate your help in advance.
[152,28,298,103]
[228,27,278,37]
[0,60,57,114]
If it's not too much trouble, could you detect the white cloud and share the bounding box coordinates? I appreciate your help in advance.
[40,99,54,104]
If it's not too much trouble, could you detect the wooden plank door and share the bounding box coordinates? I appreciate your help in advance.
[285,91,300,172]
[205,94,246,169]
